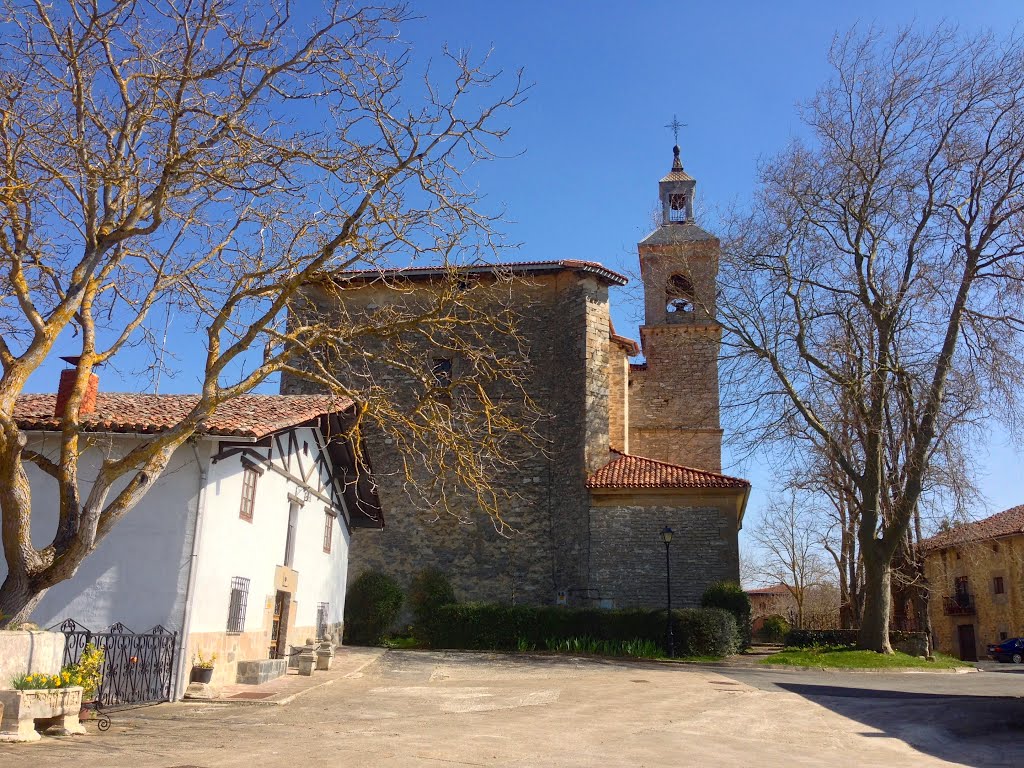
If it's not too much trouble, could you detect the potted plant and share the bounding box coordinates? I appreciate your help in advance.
[190,650,217,684]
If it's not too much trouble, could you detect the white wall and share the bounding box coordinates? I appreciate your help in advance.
[189,425,350,636]
[4,423,352,651]
[1,434,202,635]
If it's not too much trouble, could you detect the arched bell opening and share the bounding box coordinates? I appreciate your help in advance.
[665,274,696,322]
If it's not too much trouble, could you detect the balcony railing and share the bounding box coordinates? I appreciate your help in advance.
[942,594,976,615]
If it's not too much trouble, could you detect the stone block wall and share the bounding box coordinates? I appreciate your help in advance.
[284,270,612,608]
[588,494,740,609]
[583,283,611,475]
[607,346,630,452]
[924,534,1024,659]
[639,239,720,326]
[629,324,723,471]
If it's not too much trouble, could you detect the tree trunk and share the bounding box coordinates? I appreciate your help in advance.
[0,573,46,629]
[858,550,894,653]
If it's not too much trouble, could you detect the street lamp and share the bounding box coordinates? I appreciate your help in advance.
[661,526,674,658]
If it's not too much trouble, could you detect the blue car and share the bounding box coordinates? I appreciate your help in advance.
[987,638,1024,663]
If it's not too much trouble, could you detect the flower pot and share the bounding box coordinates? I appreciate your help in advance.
[79,700,96,721]
[190,666,214,684]
[0,687,85,742]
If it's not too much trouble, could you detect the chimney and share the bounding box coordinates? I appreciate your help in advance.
[54,356,99,417]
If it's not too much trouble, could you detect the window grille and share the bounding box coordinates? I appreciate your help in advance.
[668,193,688,221]
[323,511,334,554]
[227,576,250,632]
[316,602,329,640]
[239,466,258,521]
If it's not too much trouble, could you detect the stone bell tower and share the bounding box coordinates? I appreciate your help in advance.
[628,145,723,472]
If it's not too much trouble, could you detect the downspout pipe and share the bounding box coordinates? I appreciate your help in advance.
[175,438,210,699]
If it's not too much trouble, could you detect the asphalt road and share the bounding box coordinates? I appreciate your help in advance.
[715,662,1023,767]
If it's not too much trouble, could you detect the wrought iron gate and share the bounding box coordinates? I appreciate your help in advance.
[56,619,178,707]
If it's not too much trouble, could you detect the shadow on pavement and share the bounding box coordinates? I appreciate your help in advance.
[776,681,1024,767]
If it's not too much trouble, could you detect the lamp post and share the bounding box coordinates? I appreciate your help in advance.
[661,526,674,658]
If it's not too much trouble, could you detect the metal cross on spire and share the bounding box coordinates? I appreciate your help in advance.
[665,114,687,145]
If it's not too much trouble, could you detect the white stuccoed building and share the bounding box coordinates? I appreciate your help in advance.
[6,388,383,697]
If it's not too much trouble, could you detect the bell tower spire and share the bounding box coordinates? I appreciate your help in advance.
[659,144,696,225]
[629,141,724,472]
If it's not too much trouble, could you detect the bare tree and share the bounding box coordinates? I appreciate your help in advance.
[0,0,531,625]
[718,26,1024,651]
[751,492,831,629]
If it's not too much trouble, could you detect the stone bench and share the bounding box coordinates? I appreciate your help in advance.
[235,659,287,685]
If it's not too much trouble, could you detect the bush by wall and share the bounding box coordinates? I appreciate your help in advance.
[343,571,404,646]
[759,615,791,644]
[408,568,456,639]
[419,604,739,658]
[784,628,928,655]
[700,581,752,648]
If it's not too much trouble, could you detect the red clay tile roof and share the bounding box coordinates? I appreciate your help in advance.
[608,318,640,355]
[745,584,791,596]
[920,505,1024,551]
[586,451,750,490]
[14,393,353,439]
[335,260,628,287]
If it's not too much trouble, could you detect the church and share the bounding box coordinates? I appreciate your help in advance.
[285,146,750,610]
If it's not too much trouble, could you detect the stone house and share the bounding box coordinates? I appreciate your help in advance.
[6,384,382,696]
[745,584,795,635]
[285,146,750,609]
[920,505,1024,661]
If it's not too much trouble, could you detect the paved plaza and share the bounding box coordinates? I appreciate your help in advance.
[1,650,1021,767]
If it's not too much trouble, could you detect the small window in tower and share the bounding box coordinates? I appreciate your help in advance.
[431,357,453,384]
[668,193,688,222]
[994,576,1005,595]
[666,274,695,315]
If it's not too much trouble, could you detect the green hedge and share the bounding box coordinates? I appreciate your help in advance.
[343,571,404,646]
[408,568,457,637]
[701,581,752,649]
[760,615,791,643]
[783,628,926,648]
[419,604,739,658]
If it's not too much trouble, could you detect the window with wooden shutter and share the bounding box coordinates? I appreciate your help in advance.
[239,466,258,521]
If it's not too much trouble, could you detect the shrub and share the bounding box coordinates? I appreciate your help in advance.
[420,603,738,658]
[784,628,857,648]
[344,570,404,646]
[408,568,456,639]
[701,581,751,648]
[760,615,791,644]
[783,628,928,652]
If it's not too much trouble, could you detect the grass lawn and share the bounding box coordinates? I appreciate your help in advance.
[762,647,970,670]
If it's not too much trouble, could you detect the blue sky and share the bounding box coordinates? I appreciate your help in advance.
[25,1,1024,539]
[406,1,1024,534]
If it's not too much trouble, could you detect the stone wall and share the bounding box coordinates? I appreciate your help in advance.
[0,631,65,684]
[628,234,723,472]
[607,346,630,452]
[583,284,611,475]
[924,534,1024,659]
[629,324,723,471]
[284,270,612,608]
[639,239,720,327]
[588,493,740,609]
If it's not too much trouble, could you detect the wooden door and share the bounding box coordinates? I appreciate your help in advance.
[270,591,290,659]
[957,623,977,661]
